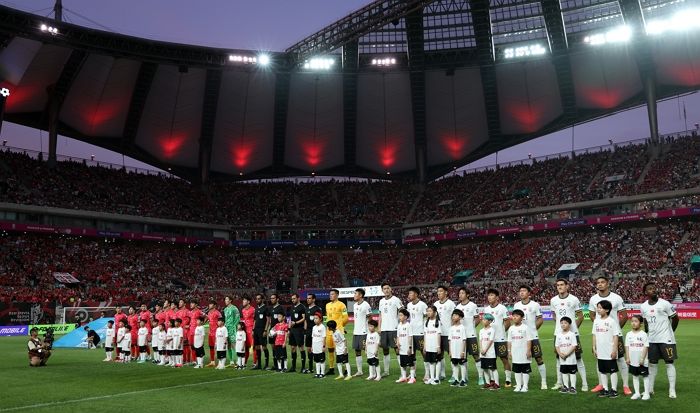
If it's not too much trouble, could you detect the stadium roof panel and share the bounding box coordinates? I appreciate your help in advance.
[0,1,699,182]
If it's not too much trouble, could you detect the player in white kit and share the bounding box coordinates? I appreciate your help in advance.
[352,288,372,377]
[406,287,428,381]
[434,285,456,382]
[378,283,403,377]
[513,285,547,389]
[455,287,483,384]
[640,282,679,399]
[550,279,588,391]
[483,288,511,387]
[589,276,630,395]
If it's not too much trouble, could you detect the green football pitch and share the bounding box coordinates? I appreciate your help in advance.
[1,320,697,413]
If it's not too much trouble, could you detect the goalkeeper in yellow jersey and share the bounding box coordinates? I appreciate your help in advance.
[326,289,349,375]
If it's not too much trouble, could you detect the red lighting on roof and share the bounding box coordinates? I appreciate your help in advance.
[303,140,324,167]
[662,63,700,87]
[442,136,467,159]
[231,141,254,168]
[0,82,36,112]
[380,145,396,168]
[85,102,121,129]
[160,135,186,159]
[505,104,544,134]
[580,88,624,109]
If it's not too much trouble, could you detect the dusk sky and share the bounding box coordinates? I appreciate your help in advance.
[1,0,698,175]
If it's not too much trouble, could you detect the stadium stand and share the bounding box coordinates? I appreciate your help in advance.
[2,132,699,228]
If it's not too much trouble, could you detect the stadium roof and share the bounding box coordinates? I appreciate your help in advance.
[0,0,698,182]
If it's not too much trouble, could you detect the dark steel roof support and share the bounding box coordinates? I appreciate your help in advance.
[121,62,158,152]
[272,72,291,172]
[406,8,427,183]
[285,0,439,65]
[45,49,87,168]
[469,0,501,147]
[619,0,659,144]
[342,40,359,174]
[541,0,577,124]
[198,69,222,186]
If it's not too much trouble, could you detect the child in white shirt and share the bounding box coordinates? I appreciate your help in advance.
[479,314,497,389]
[555,316,579,393]
[193,316,206,368]
[215,318,228,369]
[625,315,650,400]
[311,313,327,378]
[365,320,380,381]
[235,322,247,369]
[103,320,115,362]
[121,325,132,362]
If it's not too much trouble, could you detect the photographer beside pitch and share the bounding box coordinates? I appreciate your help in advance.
[28,327,52,367]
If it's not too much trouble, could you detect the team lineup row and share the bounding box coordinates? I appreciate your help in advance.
[98,278,679,400]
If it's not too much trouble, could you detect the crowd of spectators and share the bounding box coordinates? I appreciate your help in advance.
[0,234,290,306]
[638,135,700,194]
[343,249,401,285]
[2,219,694,307]
[1,133,699,228]
[2,132,700,310]
[413,133,699,222]
[0,150,415,227]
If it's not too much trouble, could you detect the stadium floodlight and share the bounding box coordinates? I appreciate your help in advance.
[503,43,547,59]
[229,54,258,64]
[583,25,632,46]
[257,54,271,66]
[371,57,397,67]
[646,8,700,35]
[303,57,335,70]
[0,87,10,98]
[40,23,59,35]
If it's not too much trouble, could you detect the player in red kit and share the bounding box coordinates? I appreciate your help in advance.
[139,303,153,358]
[166,302,177,329]
[189,299,203,366]
[127,306,140,358]
[155,303,167,330]
[176,299,191,363]
[206,300,222,367]
[240,295,255,365]
[139,304,152,329]
[113,306,127,359]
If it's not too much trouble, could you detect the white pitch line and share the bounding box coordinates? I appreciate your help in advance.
[0,373,269,412]
[4,337,562,412]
